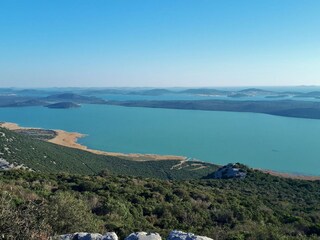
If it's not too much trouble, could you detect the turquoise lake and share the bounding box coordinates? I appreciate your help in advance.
[1,104,320,176]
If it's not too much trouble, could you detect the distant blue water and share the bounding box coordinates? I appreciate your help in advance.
[1,104,320,176]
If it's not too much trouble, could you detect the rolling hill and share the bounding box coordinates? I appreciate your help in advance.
[46,102,81,109]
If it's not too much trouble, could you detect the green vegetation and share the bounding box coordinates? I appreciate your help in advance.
[13,129,57,141]
[0,127,217,179]
[1,169,320,239]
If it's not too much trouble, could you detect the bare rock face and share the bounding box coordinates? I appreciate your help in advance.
[212,163,246,179]
[58,232,118,240]
[167,230,213,240]
[125,232,161,240]
[104,232,118,240]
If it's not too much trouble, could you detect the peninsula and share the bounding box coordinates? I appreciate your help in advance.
[108,99,320,119]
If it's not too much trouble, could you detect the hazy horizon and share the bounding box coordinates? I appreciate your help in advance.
[6,83,320,89]
[2,85,320,89]
[1,0,320,87]
[2,85,320,90]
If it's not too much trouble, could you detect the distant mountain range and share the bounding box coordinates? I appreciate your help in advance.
[0,93,107,108]
[2,87,320,99]
[79,87,320,98]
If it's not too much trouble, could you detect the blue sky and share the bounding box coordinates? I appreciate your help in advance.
[0,0,319,87]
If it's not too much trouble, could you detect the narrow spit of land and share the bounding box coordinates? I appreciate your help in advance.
[108,99,320,120]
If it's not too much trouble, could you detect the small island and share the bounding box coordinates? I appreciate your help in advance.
[46,102,81,109]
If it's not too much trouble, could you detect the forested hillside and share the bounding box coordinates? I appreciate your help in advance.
[1,170,320,239]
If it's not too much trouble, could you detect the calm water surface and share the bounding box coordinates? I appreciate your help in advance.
[1,104,320,175]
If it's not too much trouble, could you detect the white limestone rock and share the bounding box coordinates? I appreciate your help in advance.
[58,232,118,240]
[104,232,118,240]
[167,230,213,240]
[0,158,13,170]
[125,232,161,240]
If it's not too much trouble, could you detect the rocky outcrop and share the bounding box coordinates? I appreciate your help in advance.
[125,232,161,240]
[57,231,212,240]
[58,232,118,240]
[0,158,12,170]
[212,163,246,179]
[167,230,212,240]
[0,158,30,171]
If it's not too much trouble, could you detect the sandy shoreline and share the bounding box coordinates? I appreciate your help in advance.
[1,122,320,180]
[49,129,186,161]
[259,169,320,181]
[0,122,186,162]
[0,122,36,130]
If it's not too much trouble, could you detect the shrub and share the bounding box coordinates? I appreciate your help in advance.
[48,191,104,234]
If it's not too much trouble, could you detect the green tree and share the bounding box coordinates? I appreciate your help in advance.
[48,191,104,234]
